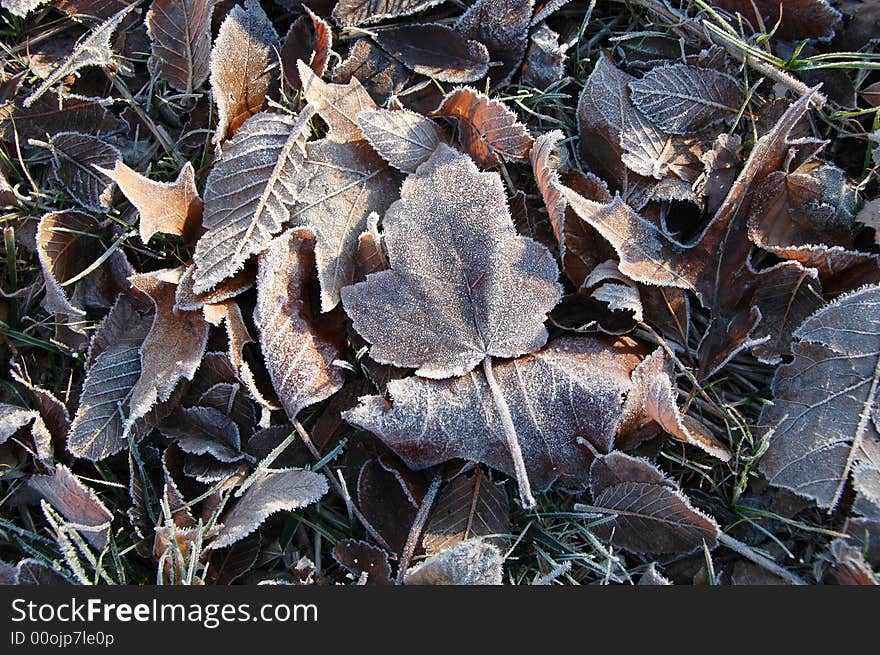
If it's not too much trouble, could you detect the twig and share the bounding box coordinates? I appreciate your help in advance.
[718,533,808,585]
[395,470,443,585]
[483,356,537,509]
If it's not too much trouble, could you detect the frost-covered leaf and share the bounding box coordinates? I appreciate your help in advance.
[23,4,137,107]
[68,296,152,461]
[96,161,202,243]
[434,87,533,167]
[1,0,45,17]
[0,94,124,143]
[54,0,135,20]
[161,406,243,463]
[27,464,113,549]
[760,285,880,510]
[127,268,209,434]
[522,22,567,90]
[255,228,345,421]
[0,404,39,444]
[711,0,841,41]
[355,107,444,173]
[175,262,255,312]
[298,62,375,144]
[280,7,332,93]
[332,0,446,26]
[332,539,393,585]
[424,472,510,555]
[619,107,702,181]
[33,132,120,212]
[211,469,328,549]
[209,0,279,144]
[192,107,313,294]
[344,336,645,490]
[628,64,740,134]
[146,0,217,93]
[639,563,672,585]
[342,144,559,378]
[16,559,69,585]
[578,452,720,554]
[404,538,503,585]
[374,23,490,84]
[455,0,532,88]
[331,38,409,106]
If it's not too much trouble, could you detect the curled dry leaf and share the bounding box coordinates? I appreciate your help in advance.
[96,161,202,243]
[191,107,313,294]
[332,0,446,27]
[254,228,345,421]
[34,132,120,212]
[711,0,841,41]
[578,452,720,554]
[342,144,560,378]
[434,87,533,167]
[760,285,880,511]
[280,7,333,93]
[67,296,152,461]
[209,0,279,144]
[146,0,217,94]
[423,471,510,556]
[345,336,646,491]
[0,404,40,445]
[211,469,328,549]
[522,22,567,90]
[374,23,490,84]
[404,538,503,585]
[23,4,137,107]
[126,268,210,435]
[628,64,741,135]
[174,262,255,313]
[161,406,243,463]
[355,107,444,174]
[455,0,533,88]
[26,464,113,550]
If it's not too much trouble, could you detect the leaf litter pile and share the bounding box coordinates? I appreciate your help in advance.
[0,0,879,587]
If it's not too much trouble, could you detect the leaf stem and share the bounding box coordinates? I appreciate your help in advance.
[395,470,442,584]
[717,533,807,585]
[482,356,537,509]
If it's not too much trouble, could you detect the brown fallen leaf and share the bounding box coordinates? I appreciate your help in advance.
[332,0,446,27]
[32,132,120,212]
[96,160,202,243]
[355,107,445,174]
[0,93,124,143]
[254,227,345,422]
[455,0,533,88]
[280,6,332,93]
[710,0,841,41]
[332,539,394,585]
[374,23,490,84]
[331,38,410,105]
[433,87,533,167]
[174,262,255,313]
[209,0,279,144]
[522,22,567,90]
[162,406,243,463]
[146,0,217,94]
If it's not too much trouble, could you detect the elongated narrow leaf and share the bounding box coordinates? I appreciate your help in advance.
[96,161,202,242]
[628,64,740,134]
[342,144,559,377]
[209,0,279,144]
[332,0,446,26]
[23,4,137,107]
[192,107,313,294]
[35,132,120,212]
[146,0,217,94]
[255,228,345,421]
[355,108,444,173]
[760,285,880,510]
[211,469,328,549]
[374,24,489,84]
[434,87,533,167]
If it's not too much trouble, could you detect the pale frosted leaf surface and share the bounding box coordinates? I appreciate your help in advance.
[294,138,400,311]
[404,538,503,585]
[423,473,510,555]
[374,24,489,84]
[581,453,719,554]
[175,262,254,312]
[299,62,376,144]
[161,406,243,463]
[434,88,533,167]
[96,161,202,242]
[209,0,279,144]
[760,285,880,510]
[332,0,446,26]
[35,132,120,212]
[638,562,672,585]
[26,464,112,549]
[255,228,345,421]
[619,108,701,181]
[212,469,328,549]
[0,93,124,143]
[522,22,566,89]
[23,4,137,107]
[628,64,740,134]
[355,108,444,174]
[529,129,567,245]
[341,144,560,377]
[68,296,152,461]
[0,404,38,444]
[583,259,644,330]
[344,336,644,490]
[455,0,532,88]
[1,0,45,17]
[192,108,313,293]
[146,0,217,93]
[127,269,209,433]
